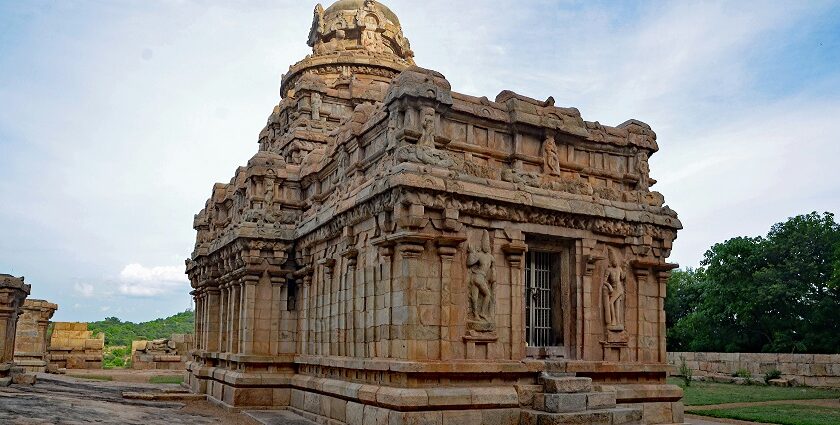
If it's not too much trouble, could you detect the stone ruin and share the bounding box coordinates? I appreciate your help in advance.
[14,299,58,373]
[48,322,105,370]
[131,333,194,370]
[1,274,30,386]
[185,1,683,424]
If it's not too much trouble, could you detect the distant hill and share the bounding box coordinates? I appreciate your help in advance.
[87,310,195,346]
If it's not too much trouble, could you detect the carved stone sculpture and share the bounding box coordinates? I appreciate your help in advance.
[467,230,496,331]
[636,151,650,190]
[543,135,561,175]
[602,248,627,331]
[311,93,323,121]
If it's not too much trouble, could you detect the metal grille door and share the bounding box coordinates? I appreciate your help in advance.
[525,251,554,347]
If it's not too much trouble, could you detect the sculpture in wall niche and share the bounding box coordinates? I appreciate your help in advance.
[418,107,436,148]
[467,230,496,332]
[602,248,627,332]
[264,169,276,206]
[636,151,650,190]
[543,135,561,176]
[311,93,322,121]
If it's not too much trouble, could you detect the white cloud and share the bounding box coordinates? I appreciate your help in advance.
[118,263,189,297]
[74,283,95,298]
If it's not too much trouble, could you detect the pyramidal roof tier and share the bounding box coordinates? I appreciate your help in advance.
[281,0,415,97]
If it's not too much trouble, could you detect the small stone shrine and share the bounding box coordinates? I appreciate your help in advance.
[14,299,59,372]
[48,322,104,370]
[1,274,30,386]
[186,1,683,423]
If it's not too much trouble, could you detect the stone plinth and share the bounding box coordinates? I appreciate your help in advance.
[48,322,104,370]
[131,334,194,370]
[1,274,31,386]
[184,1,683,423]
[14,299,58,372]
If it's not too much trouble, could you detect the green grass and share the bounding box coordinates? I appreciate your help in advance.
[693,404,840,425]
[149,375,184,384]
[67,374,113,381]
[668,378,840,406]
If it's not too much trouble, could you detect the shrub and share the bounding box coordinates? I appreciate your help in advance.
[764,369,782,384]
[679,355,693,387]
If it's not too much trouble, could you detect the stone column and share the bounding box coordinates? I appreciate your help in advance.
[14,299,58,372]
[373,242,394,358]
[230,282,241,353]
[269,274,286,355]
[0,274,30,386]
[391,234,431,360]
[341,247,359,357]
[218,284,229,352]
[239,275,259,354]
[503,240,527,361]
[436,236,465,361]
[205,287,221,353]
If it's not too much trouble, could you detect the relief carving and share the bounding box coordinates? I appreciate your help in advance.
[311,93,322,121]
[602,248,627,332]
[636,151,650,191]
[467,230,496,332]
[543,134,561,176]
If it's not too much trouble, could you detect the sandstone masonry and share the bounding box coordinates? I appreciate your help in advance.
[1,274,31,386]
[186,1,684,424]
[14,299,58,373]
[48,322,104,370]
[669,352,840,388]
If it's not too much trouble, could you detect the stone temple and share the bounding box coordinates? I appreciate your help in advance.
[186,1,684,423]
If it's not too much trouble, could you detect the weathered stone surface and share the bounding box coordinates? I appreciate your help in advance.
[184,1,683,423]
[48,322,105,370]
[669,351,840,388]
[132,334,194,370]
[0,274,30,385]
[541,375,592,394]
[13,299,57,373]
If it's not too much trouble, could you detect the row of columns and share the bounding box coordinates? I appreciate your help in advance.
[192,274,258,355]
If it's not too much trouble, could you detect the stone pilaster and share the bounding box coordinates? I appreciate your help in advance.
[436,236,465,361]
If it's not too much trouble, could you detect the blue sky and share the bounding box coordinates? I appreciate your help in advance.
[1,0,839,322]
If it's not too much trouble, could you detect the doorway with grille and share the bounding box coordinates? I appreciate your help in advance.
[524,242,572,358]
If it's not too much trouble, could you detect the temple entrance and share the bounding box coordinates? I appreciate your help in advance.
[525,248,566,355]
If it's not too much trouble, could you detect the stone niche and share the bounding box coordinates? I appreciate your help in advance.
[1,274,31,386]
[132,334,194,370]
[185,1,684,424]
[48,322,105,370]
[14,299,58,373]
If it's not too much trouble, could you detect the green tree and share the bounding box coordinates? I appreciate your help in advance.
[88,310,195,346]
[666,212,840,354]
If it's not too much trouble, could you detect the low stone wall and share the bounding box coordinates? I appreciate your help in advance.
[130,334,193,370]
[667,352,840,388]
[48,322,104,370]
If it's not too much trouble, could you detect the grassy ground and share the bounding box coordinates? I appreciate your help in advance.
[149,375,184,384]
[66,374,113,381]
[696,404,840,425]
[668,377,840,406]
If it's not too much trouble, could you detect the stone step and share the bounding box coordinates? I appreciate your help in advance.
[534,391,617,413]
[522,407,642,425]
[540,372,592,393]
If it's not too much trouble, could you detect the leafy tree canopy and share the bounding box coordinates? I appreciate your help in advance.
[666,212,840,354]
[88,310,194,347]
